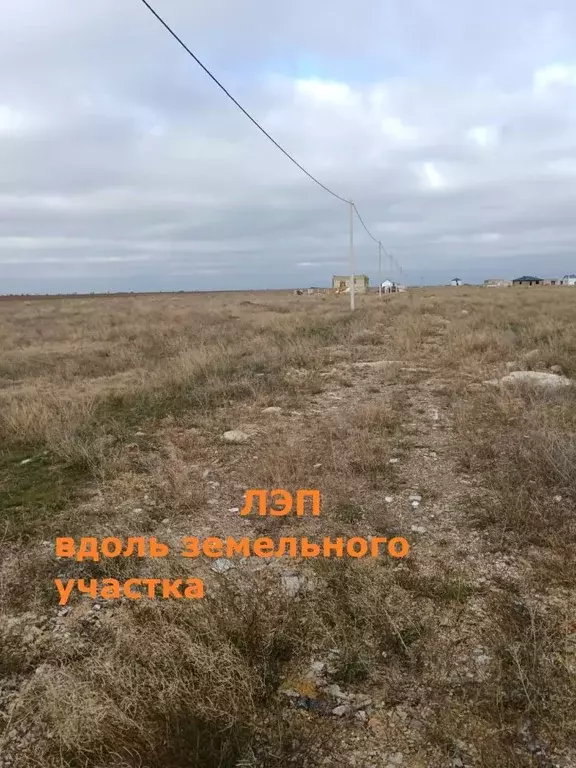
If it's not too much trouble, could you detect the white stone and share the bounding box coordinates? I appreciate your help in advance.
[325,683,349,700]
[223,430,250,443]
[262,406,282,413]
[308,661,325,676]
[385,496,394,503]
[487,371,571,389]
[388,457,400,464]
[281,574,303,597]
[332,704,351,717]
[411,525,427,534]
[410,500,420,508]
[211,559,234,574]
[228,507,240,513]
[408,494,422,502]
[20,458,32,465]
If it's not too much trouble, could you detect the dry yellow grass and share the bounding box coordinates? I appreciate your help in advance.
[0,287,575,767]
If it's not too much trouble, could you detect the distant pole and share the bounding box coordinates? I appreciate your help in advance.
[378,241,382,299]
[349,200,355,311]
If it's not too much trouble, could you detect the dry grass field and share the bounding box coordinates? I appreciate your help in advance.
[0,287,575,768]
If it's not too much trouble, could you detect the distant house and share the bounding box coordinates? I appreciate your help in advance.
[563,274,576,286]
[332,275,369,294]
[512,276,543,285]
[484,278,511,287]
[449,277,463,286]
[381,279,396,294]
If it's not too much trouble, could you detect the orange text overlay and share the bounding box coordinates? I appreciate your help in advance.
[55,578,204,606]
[56,535,409,561]
[240,488,320,516]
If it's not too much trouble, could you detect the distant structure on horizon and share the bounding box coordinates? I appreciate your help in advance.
[332,275,369,294]
[449,277,463,286]
[482,274,576,287]
[381,280,406,293]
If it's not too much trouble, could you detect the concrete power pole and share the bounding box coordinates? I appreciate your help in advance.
[378,241,382,299]
[349,200,355,311]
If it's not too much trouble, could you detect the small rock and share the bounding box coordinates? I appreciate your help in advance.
[228,507,240,513]
[282,574,303,597]
[132,508,144,514]
[410,500,420,509]
[408,494,422,502]
[262,406,282,413]
[550,364,564,375]
[461,309,469,315]
[19,458,32,465]
[223,430,250,444]
[410,525,427,534]
[486,371,571,389]
[161,517,169,524]
[325,683,349,700]
[388,458,400,464]
[332,704,351,717]
[211,558,234,574]
[554,495,562,502]
[281,689,300,698]
[309,661,325,675]
[313,463,322,469]
[355,710,368,722]
[385,496,394,503]
[92,603,101,611]
[135,431,145,436]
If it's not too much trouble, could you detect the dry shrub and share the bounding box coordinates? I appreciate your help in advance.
[1,560,430,768]
[454,386,576,583]
[480,591,576,755]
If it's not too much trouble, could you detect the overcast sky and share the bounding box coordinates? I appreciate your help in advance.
[1,0,576,292]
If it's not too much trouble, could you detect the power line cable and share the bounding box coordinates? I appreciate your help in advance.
[353,203,379,245]
[353,203,404,277]
[139,0,350,205]
[138,0,405,283]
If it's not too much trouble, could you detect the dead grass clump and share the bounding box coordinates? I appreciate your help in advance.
[480,591,576,755]
[2,559,431,768]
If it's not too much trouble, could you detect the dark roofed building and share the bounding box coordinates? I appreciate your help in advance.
[512,275,543,285]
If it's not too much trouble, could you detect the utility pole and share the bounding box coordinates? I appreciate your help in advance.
[349,200,355,311]
[378,241,382,299]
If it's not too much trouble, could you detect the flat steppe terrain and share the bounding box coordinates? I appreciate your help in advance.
[1,287,574,767]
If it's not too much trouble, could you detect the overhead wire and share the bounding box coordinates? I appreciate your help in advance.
[138,0,404,276]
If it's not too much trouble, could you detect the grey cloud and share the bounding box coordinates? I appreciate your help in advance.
[1,0,576,292]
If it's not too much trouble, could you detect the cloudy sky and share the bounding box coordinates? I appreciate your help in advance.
[1,0,576,292]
